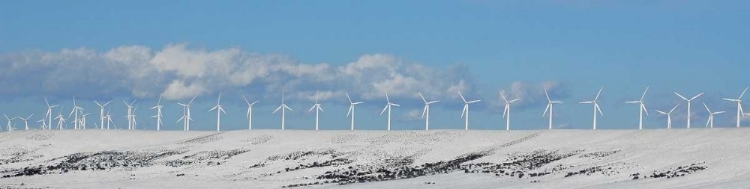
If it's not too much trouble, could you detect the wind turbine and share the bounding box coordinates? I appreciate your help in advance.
[308,96,324,131]
[44,98,58,130]
[656,104,680,129]
[177,96,196,131]
[543,89,563,130]
[55,106,65,129]
[132,107,138,130]
[4,114,15,132]
[380,92,400,131]
[499,91,520,131]
[419,92,439,131]
[580,87,604,130]
[626,86,650,130]
[37,118,46,130]
[151,95,164,131]
[273,92,293,130]
[703,102,725,128]
[17,114,34,131]
[243,95,259,130]
[209,93,226,132]
[346,92,363,130]
[80,113,90,129]
[723,87,748,128]
[105,108,115,130]
[94,100,112,130]
[124,100,137,130]
[458,91,481,130]
[69,97,82,130]
[674,92,704,129]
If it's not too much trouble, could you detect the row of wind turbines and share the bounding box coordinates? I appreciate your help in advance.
[2,86,749,132]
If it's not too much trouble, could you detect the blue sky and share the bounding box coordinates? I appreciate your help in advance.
[1,0,749,131]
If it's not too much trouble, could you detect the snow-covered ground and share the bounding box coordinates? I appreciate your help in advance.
[0,129,748,188]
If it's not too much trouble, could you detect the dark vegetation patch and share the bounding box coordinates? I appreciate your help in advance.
[241,135,273,145]
[579,150,621,159]
[0,146,46,165]
[1,149,186,178]
[180,133,223,144]
[631,162,707,180]
[165,148,250,167]
[564,165,621,177]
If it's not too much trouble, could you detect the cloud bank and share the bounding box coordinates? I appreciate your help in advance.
[0,44,476,105]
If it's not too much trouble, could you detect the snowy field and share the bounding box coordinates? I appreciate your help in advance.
[0,129,749,189]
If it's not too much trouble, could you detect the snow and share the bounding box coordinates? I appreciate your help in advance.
[0,129,748,188]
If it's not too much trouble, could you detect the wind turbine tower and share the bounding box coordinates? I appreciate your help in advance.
[380,92,400,131]
[243,95,259,130]
[55,106,65,129]
[273,92,293,130]
[69,97,82,130]
[44,98,58,130]
[419,92,439,131]
[723,87,748,128]
[308,97,324,131]
[543,89,563,129]
[580,87,604,130]
[177,96,196,131]
[500,91,520,131]
[151,95,164,131]
[626,86,650,130]
[458,91,481,130]
[209,93,226,132]
[674,92,704,129]
[124,100,137,130]
[346,92,363,130]
[94,100,112,129]
[4,114,15,132]
[656,104,680,129]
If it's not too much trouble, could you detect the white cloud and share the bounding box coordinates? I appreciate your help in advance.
[0,44,476,107]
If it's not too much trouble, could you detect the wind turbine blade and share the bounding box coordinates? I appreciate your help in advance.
[594,87,603,101]
[284,105,293,111]
[346,92,353,103]
[595,104,603,116]
[188,96,196,105]
[715,111,726,114]
[385,92,390,103]
[273,106,282,114]
[509,99,520,103]
[499,91,508,103]
[318,106,324,112]
[690,93,704,101]
[740,86,749,99]
[308,105,316,112]
[674,92,688,101]
[670,104,680,113]
[656,110,667,115]
[723,98,739,102]
[391,103,400,107]
[503,105,509,118]
[428,101,439,104]
[642,104,649,116]
[543,104,550,117]
[640,86,649,101]
[458,91,467,103]
[419,92,427,103]
[220,108,226,114]
[210,106,218,112]
[421,106,427,118]
[467,100,481,103]
[544,89,551,102]
[580,101,593,104]
[740,105,744,115]
[353,102,363,105]
[461,105,467,118]
[94,101,102,107]
[380,105,388,116]
[626,101,639,104]
[703,102,710,113]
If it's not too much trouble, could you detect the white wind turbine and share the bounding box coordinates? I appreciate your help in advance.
[124,100,137,130]
[80,113,90,129]
[723,87,748,128]
[151,95,164,131]
[69,97,82,130]
[177,96,196,131]
[346,92,363,130]
[4,114,16,132]
[580,87,604,130]
[419,92,439,131]
[626,86,650,130]
[308,97,324,131]
[105,109,115,129]
[674,92,704,129]
[380,92,400,131]
[36,118,46,130]
[273,92,293,130]
[44,98,58,130]
[243,95,259,130]
[17,114,33,131]
[499,91,520,131]
[209,93,226,132]
[55,106,65,130]
[703,102,725,128]
[458,91,481,130]
[94,100,112,130]
[656,104,680,129]
[543,89,563,130]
